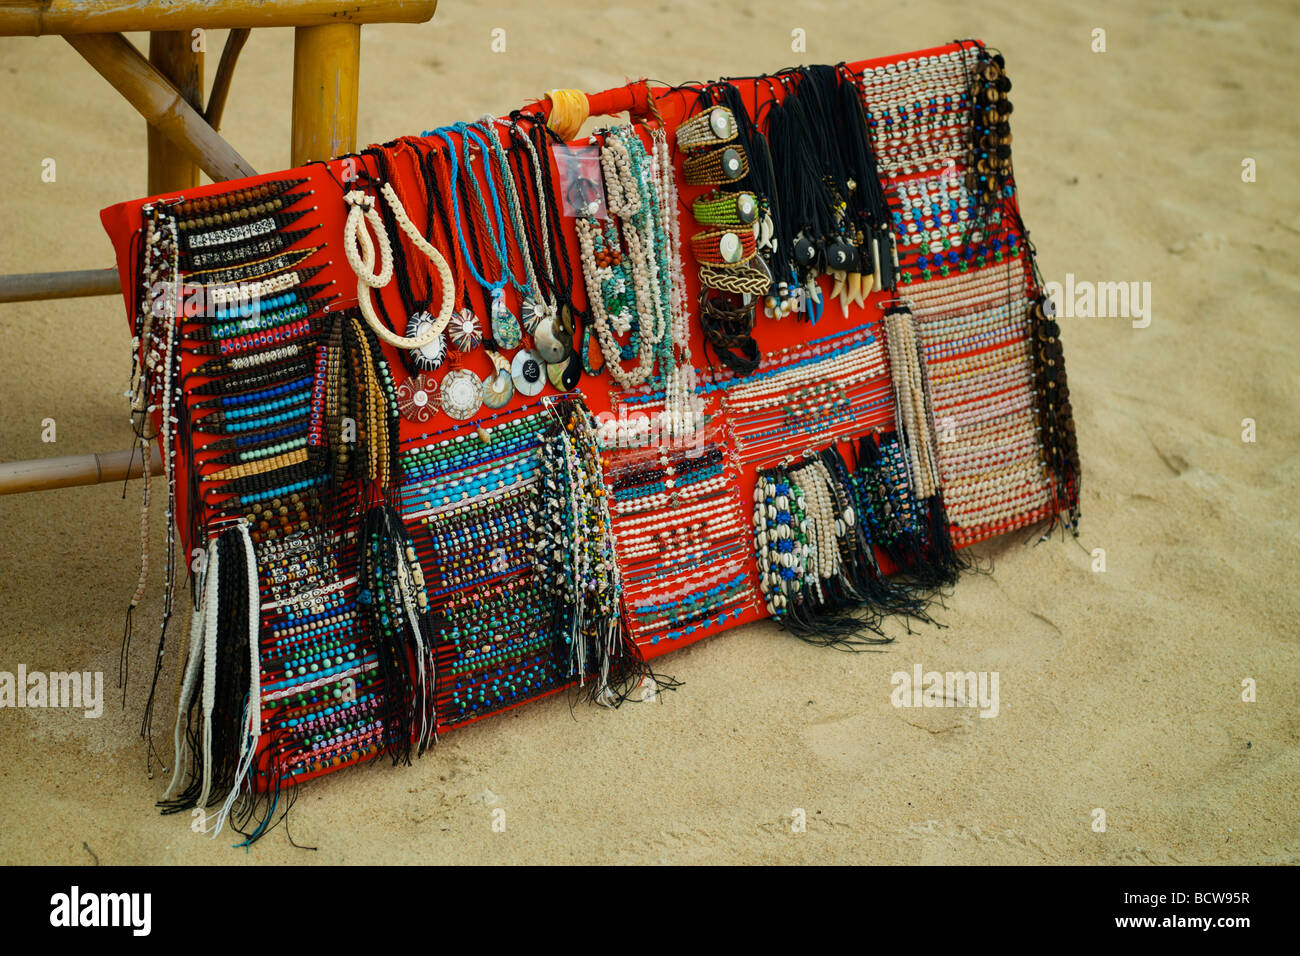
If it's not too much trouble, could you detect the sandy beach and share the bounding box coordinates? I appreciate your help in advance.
[0,0,1296,865]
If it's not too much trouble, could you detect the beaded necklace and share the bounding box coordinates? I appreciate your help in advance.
[575,126,672,390]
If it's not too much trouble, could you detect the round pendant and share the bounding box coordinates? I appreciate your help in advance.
[448,309,483,353]
[406,311,447,371]
[546,352,582,392]
[397,373,440,423]
[827,240,857,270]
[482,368,514,408]
[511,349,546,396]
[719,231,743,264]
[793,233,818,267]
[708,106,734,140]
[720,147,743,181]
[533,315,571,363]
[439,368,483,420]
[736,192,757,224]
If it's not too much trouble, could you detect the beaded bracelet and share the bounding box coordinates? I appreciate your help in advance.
[175,178,307,221]
[183,228,316,270]
[689,227,757,267]
[691,189,758,227]
[682,145,749,186]
[675,105,738,152]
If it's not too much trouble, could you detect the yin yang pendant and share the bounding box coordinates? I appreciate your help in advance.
[406,311,447,371]
[555,303,575,337]
[793,232,818,267]
[826,239,858,271]
[511,349,546,396]
[546,351,582,392]
[532,314,572,363]
[439,368,483,421]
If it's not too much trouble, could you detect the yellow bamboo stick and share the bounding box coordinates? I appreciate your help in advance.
[0,449,163,495]
[147,31,204,194]
[0,269,120,303]
[0,1,438,37]
[291,22,360,166]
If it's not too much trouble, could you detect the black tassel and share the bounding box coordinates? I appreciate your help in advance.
[358,504,436,766]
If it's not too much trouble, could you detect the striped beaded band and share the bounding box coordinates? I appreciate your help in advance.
[691,189,758,227]
[674,105,738,152]
[690,227,757,266]
[682,145,749,185]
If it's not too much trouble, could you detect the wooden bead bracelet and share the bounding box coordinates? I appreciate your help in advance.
[682,145,749,185]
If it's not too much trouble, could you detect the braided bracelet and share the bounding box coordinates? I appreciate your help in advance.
[697,262,770,296]
[675,105,738,152]
[682,145,748,185]
[690,227,756,266]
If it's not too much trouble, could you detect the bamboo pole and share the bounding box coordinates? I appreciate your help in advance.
[0,449,162,495]
[147,31,204,195]
[0,1,439,37]
[65,32,255,183]
[204,28,251,132]
[291,22,360,166]
[0,269,121,303]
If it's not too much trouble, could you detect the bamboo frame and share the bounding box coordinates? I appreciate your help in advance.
[0,1,440,493]
[0,449,163,495]
[291,22,361,165]
[65,32,254,182]
[0,269,121,302]
[204,27,251,131]
[0,1,439,36]
[147,30,204,195]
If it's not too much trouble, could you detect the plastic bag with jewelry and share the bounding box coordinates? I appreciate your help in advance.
[552,144,608,220]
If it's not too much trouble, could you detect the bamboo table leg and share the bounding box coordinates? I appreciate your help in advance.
[147,31,204,193]
[290,22,360,166]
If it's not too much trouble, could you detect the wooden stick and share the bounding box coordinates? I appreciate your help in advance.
[0,1,439,37]
[65,32,255,183]
[204,27,251,131]
[147,31,204,195]
[0,449,163,495]
[0,269,121,303]
[291,22,360,166]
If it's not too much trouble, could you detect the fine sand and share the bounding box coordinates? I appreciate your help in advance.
[0,0,1296,865]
